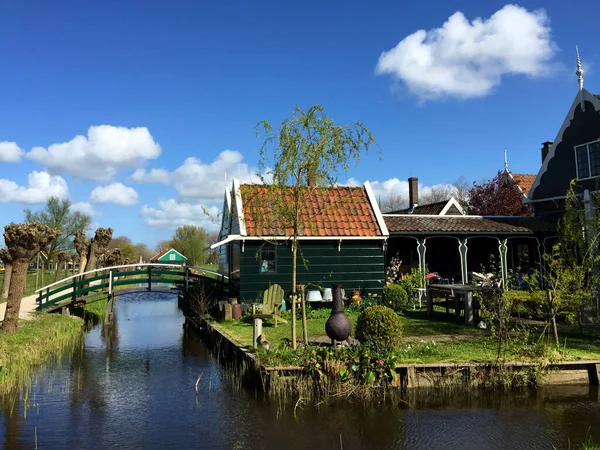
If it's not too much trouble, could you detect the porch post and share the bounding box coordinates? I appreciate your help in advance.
[458,239,468,285]
[498,238,508,289]
[417,239,426,288]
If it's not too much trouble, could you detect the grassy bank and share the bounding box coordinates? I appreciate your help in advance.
[213,309,600,366]
[0,314,84,394]
[82,295,109,323]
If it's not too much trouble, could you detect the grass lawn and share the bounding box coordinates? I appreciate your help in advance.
[0,270,74,302]
[212,308,600,365]
[0,313,83,393]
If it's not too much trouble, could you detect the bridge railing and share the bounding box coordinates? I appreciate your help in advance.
[35,263,229,311]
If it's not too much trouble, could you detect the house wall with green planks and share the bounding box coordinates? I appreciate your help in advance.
[237,240,385,303]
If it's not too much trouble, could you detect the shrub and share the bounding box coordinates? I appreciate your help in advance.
[383,284,409,311]
[355,305,403,353]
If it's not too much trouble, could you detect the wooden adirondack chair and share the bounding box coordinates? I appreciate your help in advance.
[252,284,287,327]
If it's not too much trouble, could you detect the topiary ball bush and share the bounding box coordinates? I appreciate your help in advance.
[383,284,409,311]
[355,305,403,353]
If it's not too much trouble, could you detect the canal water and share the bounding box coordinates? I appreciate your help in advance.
[2,292,599,449]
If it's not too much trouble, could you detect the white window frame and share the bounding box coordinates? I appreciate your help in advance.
[169,253,176,261]
[259,244,277,274]
[574,140,600,181]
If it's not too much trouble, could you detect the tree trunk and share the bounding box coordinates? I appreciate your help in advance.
[78,254,87,274]
[291,238,297,350]
[299,284,308,345]
[1,264,12,298]
[2,259,28,333]
[54,261,61,283]
[551,314,559,346]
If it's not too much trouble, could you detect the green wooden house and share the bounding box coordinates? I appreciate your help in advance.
[212,178,389,302]
[150,248,188,265]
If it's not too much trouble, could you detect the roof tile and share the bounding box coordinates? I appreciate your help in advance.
[240,184,382,237]
[383,215,556,234]
[510,173,536,197]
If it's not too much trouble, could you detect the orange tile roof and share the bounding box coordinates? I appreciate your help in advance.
[239,184,383,237]
[510,173,536,197]
[150,249,169,261]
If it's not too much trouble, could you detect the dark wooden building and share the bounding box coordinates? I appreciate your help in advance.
[212,179,388,302]
[528,88,600,218]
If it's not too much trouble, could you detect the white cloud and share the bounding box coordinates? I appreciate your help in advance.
[0,171,68,204]
[375,4,556,100]
[131,150,260,203]
[140,199,220,230]
[26,125,161,181]
[0,142,25,163]
[70,201,100,216]
[90,183,139,206]
[130,168,170,184]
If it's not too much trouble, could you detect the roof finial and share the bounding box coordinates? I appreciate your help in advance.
[576,45,585,111]
[504,150,509,173]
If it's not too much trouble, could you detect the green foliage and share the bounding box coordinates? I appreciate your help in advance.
[168,225,209,266]
[24,197,91,261]
[383,284,409,311]
[355,305,403,353]
[302,344,398,387]
[506,290,547,319]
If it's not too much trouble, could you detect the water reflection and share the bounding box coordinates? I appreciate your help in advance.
[1,291,599,449]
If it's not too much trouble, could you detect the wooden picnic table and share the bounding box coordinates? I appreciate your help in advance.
[426,284,481,325]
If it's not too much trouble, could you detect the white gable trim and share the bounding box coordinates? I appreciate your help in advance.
[232,177,247,236]
[364,181,389,236]
[439,197,466,216]
[528,89,600,200]
[162,248,188,261]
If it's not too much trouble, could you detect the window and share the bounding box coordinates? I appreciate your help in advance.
[575,141,600,180]
[260,244,276,273]
[169,253,176,261]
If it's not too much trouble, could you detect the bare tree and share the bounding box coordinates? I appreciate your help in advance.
[2,223,59,333]
[83,228,114,276]
[380,193,408,213]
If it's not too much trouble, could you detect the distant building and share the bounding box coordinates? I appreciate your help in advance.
[150,249,188,265]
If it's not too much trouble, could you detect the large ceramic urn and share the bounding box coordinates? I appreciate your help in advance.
[325,284,352,344]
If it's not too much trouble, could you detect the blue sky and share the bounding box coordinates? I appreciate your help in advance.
[1,0,599,248]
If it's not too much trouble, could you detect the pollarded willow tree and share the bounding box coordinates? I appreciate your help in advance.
[74,228,114,276]
[0,249,12,299]
[252,104,378,349]
[2,223,59,333]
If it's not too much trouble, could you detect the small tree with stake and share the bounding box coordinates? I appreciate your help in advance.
[252,104,377,349]
[2,223,59,333]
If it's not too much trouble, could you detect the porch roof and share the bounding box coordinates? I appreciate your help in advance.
[383,215,557,235]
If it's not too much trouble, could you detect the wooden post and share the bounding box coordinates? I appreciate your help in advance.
[108,270,113,295]
[147,266,152,291]
[588,363,600,385]
[105,293,114,325]
[253,318,263,349]
[427,287,433,316]
[464,291,474,325]
[184,267,189,292]
[224,303,232,321]
[72,276,77,303]
[298,284,308,346]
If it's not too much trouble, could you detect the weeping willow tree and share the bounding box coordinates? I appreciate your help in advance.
[251,105,377,349]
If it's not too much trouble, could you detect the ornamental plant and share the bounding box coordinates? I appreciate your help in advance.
[355,305,403,353]
[383,284,409,311]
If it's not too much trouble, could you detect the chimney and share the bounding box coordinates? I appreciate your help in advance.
[408,177,419,209]
[541,141,552,163]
